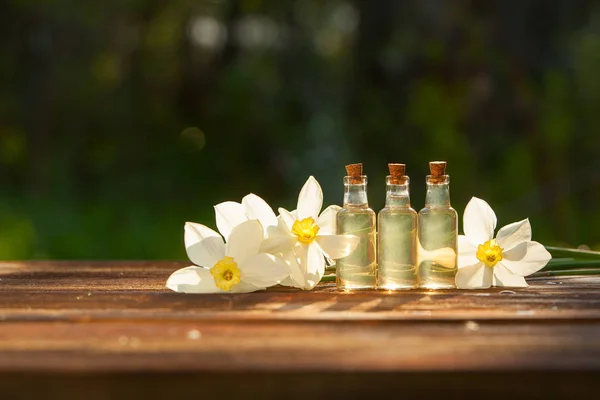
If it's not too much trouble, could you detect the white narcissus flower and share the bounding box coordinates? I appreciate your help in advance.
[260,176,360,290]
[212,176,359,290]
[166,220,288,293]
[456,197,551,289]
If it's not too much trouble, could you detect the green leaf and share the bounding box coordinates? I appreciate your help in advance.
[545,246,600,260]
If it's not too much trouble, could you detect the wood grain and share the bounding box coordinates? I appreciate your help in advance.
[1,261,599,398]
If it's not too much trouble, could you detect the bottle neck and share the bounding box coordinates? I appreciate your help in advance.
[425,175,451,208]
[385,176,411,208]
[343,176,368,207]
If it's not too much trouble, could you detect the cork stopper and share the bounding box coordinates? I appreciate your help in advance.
[388,163,407,184]
[345,163,363,184]
[429,161,447,183]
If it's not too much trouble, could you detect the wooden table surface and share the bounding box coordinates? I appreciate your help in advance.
[0,261,599,399]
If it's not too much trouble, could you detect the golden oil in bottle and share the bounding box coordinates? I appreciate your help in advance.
[417,161,458,289]
[378,163,417,290]
[336,163,377,290]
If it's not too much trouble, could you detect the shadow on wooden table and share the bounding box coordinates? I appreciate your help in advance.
[1,372,599,399]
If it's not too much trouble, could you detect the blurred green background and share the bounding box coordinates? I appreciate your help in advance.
[1,0,599,260]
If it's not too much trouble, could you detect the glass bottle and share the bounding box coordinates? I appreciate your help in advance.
[378,164,417,290]
[336,163,377,290]
[417,161,458,289]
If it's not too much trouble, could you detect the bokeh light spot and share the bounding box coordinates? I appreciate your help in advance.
[180,127,206,151]
[189,16,227,50]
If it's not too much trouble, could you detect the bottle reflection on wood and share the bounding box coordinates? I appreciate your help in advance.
[336,163,377,290]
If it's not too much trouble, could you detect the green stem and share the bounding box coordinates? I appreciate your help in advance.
[532,268,600,277]
[545,246,600,260]
[543,259,600,270]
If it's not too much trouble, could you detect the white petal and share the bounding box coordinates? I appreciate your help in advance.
[239,253,289,287]
[297,176,323,220]
[184,223,225,267]
[230,282,265,293]
[166,266,221,293]
[259,234,296,254]
[493,264,528,287]
[458,235,478,268]
[214,201,248,240]
[305,243,325,276]
[278,277,298,287]
[455,262,492,289]
[496,218,532,251]
[281,251,307,289]
[242,193,278,232]
[316,205,341,235]
[278,208,296,231]
[225,220,263,261]
[315,234,359,259]
[502,241,551,276]
[301,243,325,289]
[417,238,457,269]
[463,197,497,244]
[184,222,221,247]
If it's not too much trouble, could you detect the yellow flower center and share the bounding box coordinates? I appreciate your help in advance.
[210,256,241,291]
[476,239,504,267]
[291,217,320,244]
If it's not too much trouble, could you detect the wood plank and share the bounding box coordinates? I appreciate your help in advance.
[1,261,600,398]
[1,261,600,322]
[1,319,600,372]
